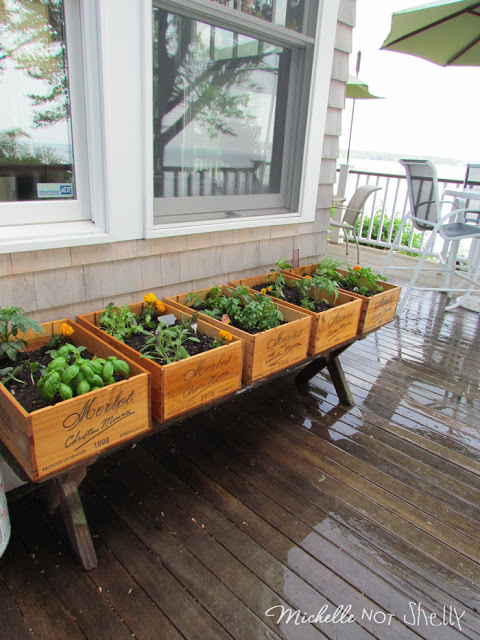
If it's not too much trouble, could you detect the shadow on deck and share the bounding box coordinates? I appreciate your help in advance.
[1,245,480,640]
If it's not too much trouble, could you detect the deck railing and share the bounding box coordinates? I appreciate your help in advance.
[334,168,463,257]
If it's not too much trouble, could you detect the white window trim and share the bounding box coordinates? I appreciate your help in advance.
[144,0,340,238]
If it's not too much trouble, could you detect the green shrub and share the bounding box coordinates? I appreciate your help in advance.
[354,210,422,256]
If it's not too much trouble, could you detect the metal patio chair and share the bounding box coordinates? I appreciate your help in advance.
[381,159,480,315]
[330,184,382,264]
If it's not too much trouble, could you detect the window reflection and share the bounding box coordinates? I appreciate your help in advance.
[152,8,291,199]
[209,0,304,32]
[0,0,74,202]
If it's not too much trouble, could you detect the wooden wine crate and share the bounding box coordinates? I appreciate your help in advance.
[164,285,311,384]
[0,319,151,482]
[77,303,243,423]
[285,264,401,334]
[335,269,401,334]
[230,272,362,355]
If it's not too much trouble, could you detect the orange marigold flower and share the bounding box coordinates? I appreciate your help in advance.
[155,300,166,312]
[260,288,267,295]
[60,323,74,336]
[304,275,312,279]
[144,292,157,304]
[219,330,233,342]
[353,265,361,272]
[267,286,273,292]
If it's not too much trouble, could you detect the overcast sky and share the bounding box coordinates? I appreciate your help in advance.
[338,0,479,164]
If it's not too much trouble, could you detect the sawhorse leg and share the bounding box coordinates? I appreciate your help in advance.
[44,464,97,570]
[295,346,354,406]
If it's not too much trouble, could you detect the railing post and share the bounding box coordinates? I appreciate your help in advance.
[331,164,350,243]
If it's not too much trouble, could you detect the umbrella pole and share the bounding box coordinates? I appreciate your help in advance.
[346,98,356,164]
[346,50,361,164]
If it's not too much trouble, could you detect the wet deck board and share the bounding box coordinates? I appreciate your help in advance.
[1,248,480,639]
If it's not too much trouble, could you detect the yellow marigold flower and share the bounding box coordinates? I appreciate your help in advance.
[260,288,267,295]
[155,300,166,312]
[219,330,233,342]
[353,265,361,272]
[144,292,157,304]
[59,323,74,336]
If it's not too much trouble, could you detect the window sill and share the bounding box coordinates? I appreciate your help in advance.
[148,210,312,238]
[0,220,111,254]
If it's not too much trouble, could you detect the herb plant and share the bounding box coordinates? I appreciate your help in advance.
[0,306,45,362]
[267,258,293,298]
[98,303,143,343]
[188,285,283,333]
[37,344,129,402]
[140,315,201,364]
[313,256,346,282]
[340,265,386,297]
[295,274,339,311]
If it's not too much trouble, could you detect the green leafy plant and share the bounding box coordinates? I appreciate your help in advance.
[313,256,346,282]
[140,315,201,364]
[37,344,129,402]
[267,258,293,298]
[98,303,144,343]
[0,364,25,387]
[295,274,339,311]
[187,285,283,333]
[0,306,45,363]
[340,266,386,297]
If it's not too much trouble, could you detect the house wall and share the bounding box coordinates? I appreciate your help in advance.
[0,0,355,325]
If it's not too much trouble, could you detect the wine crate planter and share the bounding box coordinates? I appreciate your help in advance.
[230,273,362,355]
[77,303,243,423]
[0,320,151,482]
[164,285,311,384]
[285,263,401,334]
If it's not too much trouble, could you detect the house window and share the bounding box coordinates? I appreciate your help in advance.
[0,0,90,226]
[152,0,317,225]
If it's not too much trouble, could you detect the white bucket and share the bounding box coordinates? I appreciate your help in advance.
[0,467,11,558]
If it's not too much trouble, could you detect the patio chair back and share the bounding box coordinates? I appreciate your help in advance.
[400,159,440,231]
[462,163,480,222]
[342,184,381,227]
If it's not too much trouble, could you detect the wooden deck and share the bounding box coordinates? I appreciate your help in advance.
[1,245,480,640]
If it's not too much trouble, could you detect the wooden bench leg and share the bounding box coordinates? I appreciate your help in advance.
[50,473,97,571]
[295,345,354,407]
[325,353,354,406]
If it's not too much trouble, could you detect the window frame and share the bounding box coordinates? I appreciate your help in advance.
[146,0,338,236]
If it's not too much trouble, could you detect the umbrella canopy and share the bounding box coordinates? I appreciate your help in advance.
[380,0,480,66]
[346,74,383,99]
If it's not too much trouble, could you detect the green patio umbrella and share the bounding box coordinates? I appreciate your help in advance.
[346,74,383,100]
[380,0,480,66]
[345,70,384,163]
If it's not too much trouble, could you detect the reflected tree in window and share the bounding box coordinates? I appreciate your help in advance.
[0,0,74,201]
[153,8,290,198]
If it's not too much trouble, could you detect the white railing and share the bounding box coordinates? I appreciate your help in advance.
[334,168,463,257]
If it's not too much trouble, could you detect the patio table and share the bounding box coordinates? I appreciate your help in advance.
[0,330,376,570]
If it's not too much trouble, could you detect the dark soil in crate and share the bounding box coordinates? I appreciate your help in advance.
[252,282,332,313]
